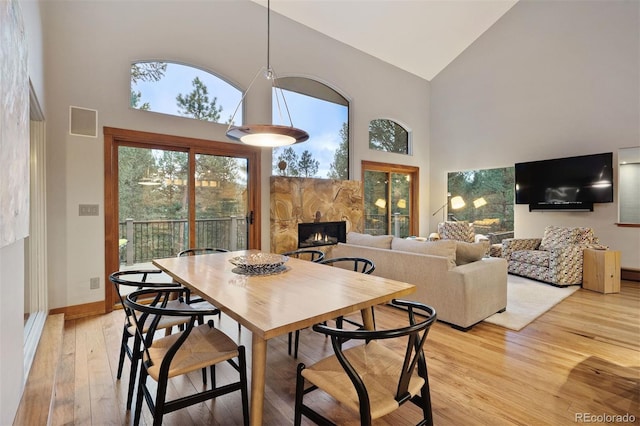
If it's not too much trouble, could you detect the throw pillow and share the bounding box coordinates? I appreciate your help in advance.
[346,232,393,249]
[391,237,457,269]
[455,241,489,265]
[437,221,475,243]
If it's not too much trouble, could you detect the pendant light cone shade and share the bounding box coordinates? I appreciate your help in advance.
[225,0,308,147]
[226,124,309,146]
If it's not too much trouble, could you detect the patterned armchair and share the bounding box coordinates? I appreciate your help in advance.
[502,226,605,286]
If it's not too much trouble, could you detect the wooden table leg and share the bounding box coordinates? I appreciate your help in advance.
[361,306,375,330]
[250,333,267,426]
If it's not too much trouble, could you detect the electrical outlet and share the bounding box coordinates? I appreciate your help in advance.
[79,204,99,216]
[90,277,100,289]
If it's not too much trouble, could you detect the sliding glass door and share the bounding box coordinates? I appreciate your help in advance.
[104,128,261,310]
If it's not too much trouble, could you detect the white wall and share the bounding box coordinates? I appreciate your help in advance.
[0,240,25,425]
[1,1,46,423]
[430,0,640,269]
[40,0,430,310]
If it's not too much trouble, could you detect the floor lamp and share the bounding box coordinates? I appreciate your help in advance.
[431,192,451,223]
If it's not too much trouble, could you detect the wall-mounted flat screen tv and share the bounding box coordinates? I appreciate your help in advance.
[515,152,613,210]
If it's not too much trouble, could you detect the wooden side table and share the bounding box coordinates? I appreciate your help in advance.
[582,249,621,293]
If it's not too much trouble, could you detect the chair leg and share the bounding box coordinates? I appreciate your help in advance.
[294,363,306,426]
[117,326,129,379]
[153,375,169,426]
[238,346,250,426]
[294,330,300,359]
[133,367,147,426]
[420,373,434,426]
[126,332,142,410]
[211,365,217,389]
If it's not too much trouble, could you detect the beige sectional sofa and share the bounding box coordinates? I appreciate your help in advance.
[327,232,508,330]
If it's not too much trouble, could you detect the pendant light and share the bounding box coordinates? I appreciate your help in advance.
[226,0,309,147]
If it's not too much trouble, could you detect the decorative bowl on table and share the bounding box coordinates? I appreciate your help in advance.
[229,253,290,275]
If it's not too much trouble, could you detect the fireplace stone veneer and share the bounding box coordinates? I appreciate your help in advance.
[270,176,363,254]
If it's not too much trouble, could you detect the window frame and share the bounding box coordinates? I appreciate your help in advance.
[103,127,262,312]
[368,118,411,155]
[362,160,419,237]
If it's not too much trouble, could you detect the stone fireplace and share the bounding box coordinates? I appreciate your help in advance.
[270,176,363,254]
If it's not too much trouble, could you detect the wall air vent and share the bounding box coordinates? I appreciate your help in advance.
[69,106,98,138]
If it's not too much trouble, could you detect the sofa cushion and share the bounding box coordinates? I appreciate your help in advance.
[511,250,550,267]
[539,226,595,251]
[346,232,393,249]
[455,241,489,265]
[391,237,457,269]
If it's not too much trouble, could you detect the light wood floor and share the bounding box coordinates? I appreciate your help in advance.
[45,281,639,426]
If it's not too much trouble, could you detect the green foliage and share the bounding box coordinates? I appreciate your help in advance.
[273,148,322,178]
[328,122,349,179]
[130,61,167,109]
[447,167,515,232]
[369,119,408,154]
[130,90,150,110]
[131,62,167,83]
[176,77,223,122]
[298,150,319,177]
[274,147,300,176]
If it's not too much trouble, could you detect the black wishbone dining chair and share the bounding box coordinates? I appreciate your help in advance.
[108,269,218,410]
[126,287,249,426]
[289,256,376,359]
[282,248,326,356]
[177,247,229,256]
[282,248,326,263]
[295,299,437,426]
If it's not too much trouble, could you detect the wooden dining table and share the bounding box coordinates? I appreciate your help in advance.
[152,249,416,426]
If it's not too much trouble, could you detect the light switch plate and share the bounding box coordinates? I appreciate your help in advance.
[79,204,99,216]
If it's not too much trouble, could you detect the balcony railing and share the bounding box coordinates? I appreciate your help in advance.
[119,217,246,265]
[364,213,410,237]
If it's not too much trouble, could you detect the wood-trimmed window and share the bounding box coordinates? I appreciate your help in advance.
[362,161,419,237]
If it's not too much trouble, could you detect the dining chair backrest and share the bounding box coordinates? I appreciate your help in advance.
[124,288,249,426]
[281,248,325,262]
[318,256,375,274]
[177,247,229,256]
[107,269,184,410]
[295,299,437,426]
[109,269,177,308]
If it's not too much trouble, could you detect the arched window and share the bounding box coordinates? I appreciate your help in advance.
[271,77,349,179]
[130,61,242,125]
[369,119,410,155]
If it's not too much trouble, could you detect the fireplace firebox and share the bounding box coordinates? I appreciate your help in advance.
[298,221,346,248]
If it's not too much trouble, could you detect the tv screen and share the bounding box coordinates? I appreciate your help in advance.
[515,152,613,206]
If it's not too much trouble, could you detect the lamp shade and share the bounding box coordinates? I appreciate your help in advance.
[450,196,466,210]
[473,197,487,208]
[397,199,407,209]
[374,198,387,209]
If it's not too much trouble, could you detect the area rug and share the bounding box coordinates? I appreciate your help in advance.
[483,274,580,331]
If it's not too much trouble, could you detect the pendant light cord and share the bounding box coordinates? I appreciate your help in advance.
[267,0,271,73]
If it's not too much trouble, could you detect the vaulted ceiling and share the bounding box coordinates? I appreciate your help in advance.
[252,0,518,81]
